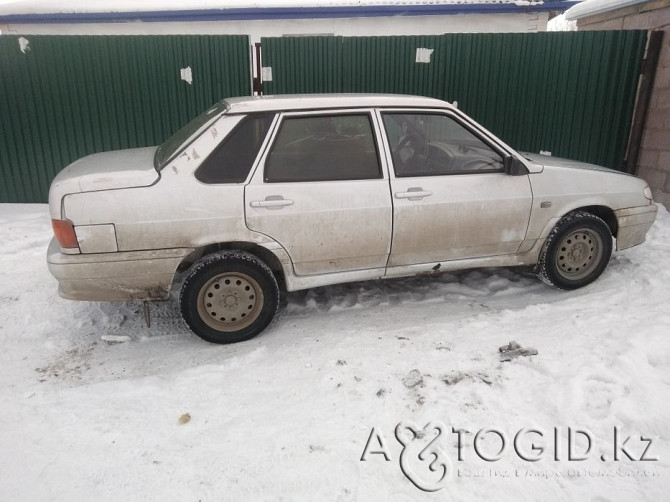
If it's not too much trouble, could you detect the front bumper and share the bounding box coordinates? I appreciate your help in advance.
[615,204,658,251]
[47,238,193,301]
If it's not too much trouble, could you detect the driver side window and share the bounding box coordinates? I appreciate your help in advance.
[381,113,504,177]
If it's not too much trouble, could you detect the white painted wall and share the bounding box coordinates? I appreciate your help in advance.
[1,13,549,44]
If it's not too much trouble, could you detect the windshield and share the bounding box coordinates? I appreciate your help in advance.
[154,101,228,170]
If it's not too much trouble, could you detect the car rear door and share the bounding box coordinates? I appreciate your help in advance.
[378,110,533,267]
[245,110,392,276]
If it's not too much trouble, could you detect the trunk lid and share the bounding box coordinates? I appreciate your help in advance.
[49,147,159,218]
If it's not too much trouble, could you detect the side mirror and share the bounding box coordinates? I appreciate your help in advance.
[503,156,529,176]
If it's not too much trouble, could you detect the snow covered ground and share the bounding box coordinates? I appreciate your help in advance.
[1,203,669,501]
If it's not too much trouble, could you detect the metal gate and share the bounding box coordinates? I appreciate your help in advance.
[0,35,251,203]
[260,31,648,172]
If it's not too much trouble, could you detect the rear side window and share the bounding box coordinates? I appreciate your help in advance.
[264,114,381,182]
[196,114,274,184]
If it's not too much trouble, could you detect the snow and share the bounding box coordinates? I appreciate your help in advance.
[565,0,648,21]
[547,13,577,31]
[1,202,669,500]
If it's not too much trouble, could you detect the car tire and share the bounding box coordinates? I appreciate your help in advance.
[538,211,613,290]
[179,250,280,344]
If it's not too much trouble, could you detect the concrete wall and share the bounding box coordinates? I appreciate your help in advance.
[0,12,549,43]
[578,0,670,208]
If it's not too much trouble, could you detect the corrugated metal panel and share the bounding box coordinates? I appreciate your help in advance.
[0,35,251,203]
[261,36,343,94]
[261,31,647,171]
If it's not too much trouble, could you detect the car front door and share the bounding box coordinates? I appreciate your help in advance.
[379,110,533,267]
[245,111,392,276]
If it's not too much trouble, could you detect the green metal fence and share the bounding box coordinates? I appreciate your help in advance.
[0,32,648,203]
[0,35,251,203]
[261,31,647,172]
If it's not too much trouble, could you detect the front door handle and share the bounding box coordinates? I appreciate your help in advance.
[394,187,432,201]
[250,195,294,209]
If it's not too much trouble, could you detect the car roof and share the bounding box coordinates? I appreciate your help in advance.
[223,93,453,113]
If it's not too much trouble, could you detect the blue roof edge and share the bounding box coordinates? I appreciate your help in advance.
[0,2,580,24]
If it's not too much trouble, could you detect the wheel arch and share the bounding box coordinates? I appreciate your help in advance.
[533,205,617,272]
[570,205,618,237]
[175,242,287,291]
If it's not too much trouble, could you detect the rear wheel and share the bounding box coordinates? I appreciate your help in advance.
[538,211,613,290]
[180,251,279,344]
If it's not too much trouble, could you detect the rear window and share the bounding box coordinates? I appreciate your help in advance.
[155,102,228,170]
[196,114,274,184]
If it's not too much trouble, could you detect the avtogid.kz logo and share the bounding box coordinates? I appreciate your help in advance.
[360,422,658,492]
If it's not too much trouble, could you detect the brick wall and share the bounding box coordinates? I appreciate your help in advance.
[578,0,670,208]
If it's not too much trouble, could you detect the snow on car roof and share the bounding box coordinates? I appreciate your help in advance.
[223,93,452,113]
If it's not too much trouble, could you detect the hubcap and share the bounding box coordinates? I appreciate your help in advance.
[197,272,263,332]
[554,228,603,281]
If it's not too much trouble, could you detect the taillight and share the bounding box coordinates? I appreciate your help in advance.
[51,219,79,249]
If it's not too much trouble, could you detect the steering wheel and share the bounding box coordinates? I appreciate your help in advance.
[398,133,422,151]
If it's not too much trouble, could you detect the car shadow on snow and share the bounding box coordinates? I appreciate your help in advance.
[78,265,565,347]
[280,266,547,314]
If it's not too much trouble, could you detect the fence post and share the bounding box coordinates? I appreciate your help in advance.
[253,42,263,95]
[623,30,664,174]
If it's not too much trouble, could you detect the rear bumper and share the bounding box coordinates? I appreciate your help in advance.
[615,204,658,251]
[47,238,192,301]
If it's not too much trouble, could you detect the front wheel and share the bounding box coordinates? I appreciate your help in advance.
[179,251,279,344]
[538,211,613,290]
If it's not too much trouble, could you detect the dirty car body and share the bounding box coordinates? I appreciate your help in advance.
[47,94,658,343]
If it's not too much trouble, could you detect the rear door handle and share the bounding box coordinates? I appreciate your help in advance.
[250,195,294,209]
[394,187,432,201]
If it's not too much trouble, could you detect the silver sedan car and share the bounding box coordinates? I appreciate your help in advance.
[47,94,658,343]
